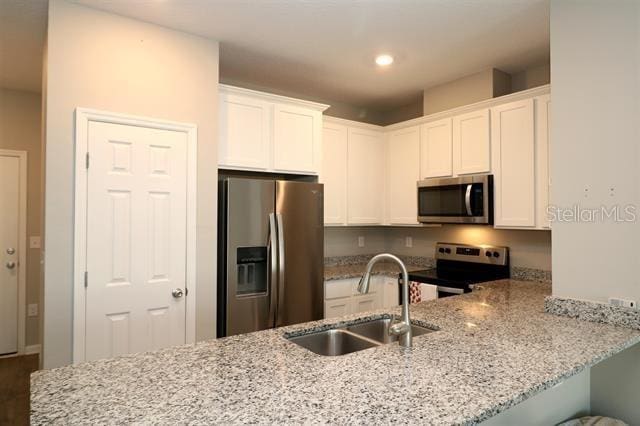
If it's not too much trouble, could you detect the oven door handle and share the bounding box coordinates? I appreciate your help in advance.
[464,184,473,216]
[437,286,465,295]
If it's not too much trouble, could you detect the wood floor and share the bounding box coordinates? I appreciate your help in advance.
[0,354,38,426]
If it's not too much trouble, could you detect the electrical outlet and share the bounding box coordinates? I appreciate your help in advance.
[358,236,365,247]
[608,297,637,309]
[30,236,41,249]
[405,236,413,248]
[27,303,38,317]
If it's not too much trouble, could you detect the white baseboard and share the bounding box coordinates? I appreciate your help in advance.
[24,344,41,355]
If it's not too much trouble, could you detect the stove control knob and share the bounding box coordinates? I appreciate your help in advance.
[493,251,500,258]
[438,248,445,253]
[485,251,492,257]
[444,248,451,254]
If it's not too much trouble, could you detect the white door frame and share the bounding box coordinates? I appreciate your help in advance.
[73,108,197,363]
[0,149,27,356]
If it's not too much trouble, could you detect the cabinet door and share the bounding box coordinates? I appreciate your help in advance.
[352,294,377,314]
[347,128,385,224]
[453,108,491,175]
[535,95,551,229]
[420,118,453,178]
[387,126,420,224]
[382,278,399,308]
[273,103,321,174]
[324,298,351,319]
[491,99,535,227]
[218,92,271,170]
[321,123,348,225]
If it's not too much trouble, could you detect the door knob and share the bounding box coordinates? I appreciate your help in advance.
[172,288,184,298]
[6,261,16,270]
[6,248,15,255]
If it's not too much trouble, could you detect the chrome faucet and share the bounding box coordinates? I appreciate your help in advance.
[358,253,412,348]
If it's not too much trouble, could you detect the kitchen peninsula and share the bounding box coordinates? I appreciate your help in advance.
[31,280,640,425]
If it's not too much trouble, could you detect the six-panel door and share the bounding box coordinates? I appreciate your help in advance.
[85,121,188,361]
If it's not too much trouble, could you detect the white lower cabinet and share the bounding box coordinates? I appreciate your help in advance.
[324,298,351,319]
[324,277,388,319]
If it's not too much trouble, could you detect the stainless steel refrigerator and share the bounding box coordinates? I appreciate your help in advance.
[217,177,324,337]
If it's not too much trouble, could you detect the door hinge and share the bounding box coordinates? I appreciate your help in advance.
[84,271,88,288]
[85,152,90,169]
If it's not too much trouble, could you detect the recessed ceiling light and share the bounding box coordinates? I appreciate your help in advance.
[375,54,394,66]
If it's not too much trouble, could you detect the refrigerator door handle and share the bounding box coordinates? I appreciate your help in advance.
[267,213,278,328]
[276,213,285,326]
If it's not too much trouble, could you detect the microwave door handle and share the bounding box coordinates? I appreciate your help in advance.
[465,184,473,216]
[267,213,277,328]
[276,213,285,327]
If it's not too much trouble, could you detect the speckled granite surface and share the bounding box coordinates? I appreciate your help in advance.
[545,296,640,330]
[511,267,552,284]
[31,280,640,425]
[324,255,434,280]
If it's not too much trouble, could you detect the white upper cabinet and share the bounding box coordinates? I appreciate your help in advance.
[452,108,491,175]
[218,91,271,170]
[491,99,535,228]
[218,85,328,175]
[321,122,348,225]
[347,127,385,224]
[387,126,420,224]
[273,104,322,174]
[420,118,453,179]
[535,94,551,229]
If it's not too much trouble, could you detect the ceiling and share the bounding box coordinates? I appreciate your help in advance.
[1,0,549,110]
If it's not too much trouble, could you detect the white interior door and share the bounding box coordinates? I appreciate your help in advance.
[0,153,24,355]
[84,121,189,361]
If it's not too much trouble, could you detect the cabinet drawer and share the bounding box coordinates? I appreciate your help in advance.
[325,279,354,299]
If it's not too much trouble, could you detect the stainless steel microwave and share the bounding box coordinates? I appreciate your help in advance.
[417,175,493,224]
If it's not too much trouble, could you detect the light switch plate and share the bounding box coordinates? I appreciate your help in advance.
[27,303,38,317]
[358,236,365,247]
[30,236,41,249]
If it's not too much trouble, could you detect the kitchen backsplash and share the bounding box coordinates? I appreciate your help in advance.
[325,225,552,272]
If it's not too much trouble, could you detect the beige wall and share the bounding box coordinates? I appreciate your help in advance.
[422,68,511,115]
[43,0,219,368]
[550,0,639,303]
[511,63,550,92]
[325,226,551,271]
[324,227,387,257]
[0,88,42,347]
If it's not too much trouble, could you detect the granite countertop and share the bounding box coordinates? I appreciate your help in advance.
[324,255,434,281]
[31,280,640,425]
[324,262,428,281]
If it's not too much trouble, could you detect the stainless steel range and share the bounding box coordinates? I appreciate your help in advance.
[402,242,510,299]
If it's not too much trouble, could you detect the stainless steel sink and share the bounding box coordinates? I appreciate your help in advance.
[287,317,437,356]
[346,318,435,344]
[288,329,380,356]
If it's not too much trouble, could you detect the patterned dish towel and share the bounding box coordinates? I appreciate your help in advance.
[409,281,422,304]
